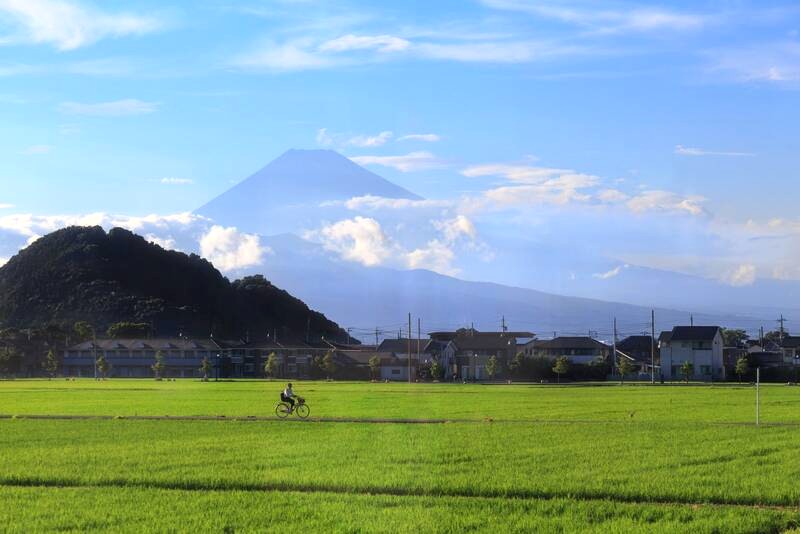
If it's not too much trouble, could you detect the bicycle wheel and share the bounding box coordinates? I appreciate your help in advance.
[275,402,290,418]
[295,404,310,419]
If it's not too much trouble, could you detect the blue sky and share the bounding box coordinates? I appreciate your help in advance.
[1,0,800,301]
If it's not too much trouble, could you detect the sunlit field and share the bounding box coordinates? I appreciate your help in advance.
[1,380,799,533]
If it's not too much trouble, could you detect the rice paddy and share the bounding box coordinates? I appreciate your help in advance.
[1,380,798,532]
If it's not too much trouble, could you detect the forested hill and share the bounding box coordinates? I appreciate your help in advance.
[0,226,351,342]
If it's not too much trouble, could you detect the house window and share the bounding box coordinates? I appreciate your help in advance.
[391,369,400,375]
[700,365,711,375]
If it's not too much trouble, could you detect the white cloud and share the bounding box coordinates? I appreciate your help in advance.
[21,144,51,155]
[233,39,344,72]
[333,195,452,211]
[0,0,164,51]
[305,214,480,275]
[707,42,800,86]
[350,151,444,172]
[433,215,477,242]
[626,190,706,216]
[721,264,757,287]
[347,130,393,148]
[675,145,754,157]
[145,233,178,251]
[319,34,410,53]
[198,225,268,272]
[59,99,158,116]
[398,133,440,143]
[593,264,628,280]
[406,239,457,275]
[0,212,208,245]
[415,40,586,63]
[597,188,629,203]
[160,177,193,185]
[316,128,334,147]
[462,163,572,183]
[0,203,14,209]
[305,216,395,267]
[481,1,708,33]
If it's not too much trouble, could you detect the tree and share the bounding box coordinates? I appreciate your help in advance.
[43,349,58,379]
[310,355,324,379]
[107,322,151,339]
[73,321,94,343]
[552,356,569,384]
[508,352,525,378]
[680,360,694,383]
[0,346,20,377]
[764,330,784,344]
[617,355,635,384]
[368,355,381,380]
[430,359,443,381]
[322,351,336,379]
[96,354,110,380]
[152,350,166,380]
[200,356,211,381]
[721,328,749,348]
[735,356,750,383]
[486,356,498,380]
[264,352,279,379]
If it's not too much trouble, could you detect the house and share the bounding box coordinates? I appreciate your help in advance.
[527,336,610,365]
[659,326,725,381]
[376,338,425,381]
[616,335,658,374]
[430,329,534,380]
[778,336,800,365]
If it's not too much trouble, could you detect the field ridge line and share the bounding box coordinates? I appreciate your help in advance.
[1,477,798,512]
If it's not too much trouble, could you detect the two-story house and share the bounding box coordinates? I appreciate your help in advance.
[659,326,724,381]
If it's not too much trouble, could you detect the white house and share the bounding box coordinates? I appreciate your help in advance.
[659,326,725,381]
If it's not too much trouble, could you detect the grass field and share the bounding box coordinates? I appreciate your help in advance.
[1,380,799,532]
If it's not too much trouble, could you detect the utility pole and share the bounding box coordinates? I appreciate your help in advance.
[408,313,412,383]
[502,315,507,333]
[651,309,656,384]
[756,367,761,427]
[375,327,379,347]
[612,317,617,378]
[417,317,421,366]
[690,314,694,327]
[760,326,764,347]
[778,314,786,343]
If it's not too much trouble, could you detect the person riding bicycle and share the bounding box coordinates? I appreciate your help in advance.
[280,383,296,413]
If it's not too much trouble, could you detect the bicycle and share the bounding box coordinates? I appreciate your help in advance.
[275,396,309,419]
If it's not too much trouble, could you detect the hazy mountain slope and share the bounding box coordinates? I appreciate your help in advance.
[258,234,765,340]
[0,226,350,341]
[196,149,421,234]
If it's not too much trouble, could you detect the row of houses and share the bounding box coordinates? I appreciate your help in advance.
[62,325,800,381]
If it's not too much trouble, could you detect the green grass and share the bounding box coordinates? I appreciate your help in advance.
[1,486,795,534]
[1,379,798,423]
[1,380,799,532]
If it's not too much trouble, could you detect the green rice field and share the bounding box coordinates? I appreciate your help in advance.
[1,380,798,532]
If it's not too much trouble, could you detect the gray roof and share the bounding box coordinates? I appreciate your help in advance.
[377,338,422,354]
[534,337,609,350]
[67,338,220,351]
[669,326,720,342]
[452,334,518,351]
[617,335,653,352]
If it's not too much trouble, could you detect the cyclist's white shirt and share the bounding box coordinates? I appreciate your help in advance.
[283,387,294,398]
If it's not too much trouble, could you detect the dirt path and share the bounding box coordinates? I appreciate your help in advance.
[2,413,800,426]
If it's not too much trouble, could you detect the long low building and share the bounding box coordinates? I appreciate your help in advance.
[63,337,337,379]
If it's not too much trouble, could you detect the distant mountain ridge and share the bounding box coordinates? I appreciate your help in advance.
[257,234,766,340]
[196,149,421,234]
[0,226,350,342]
